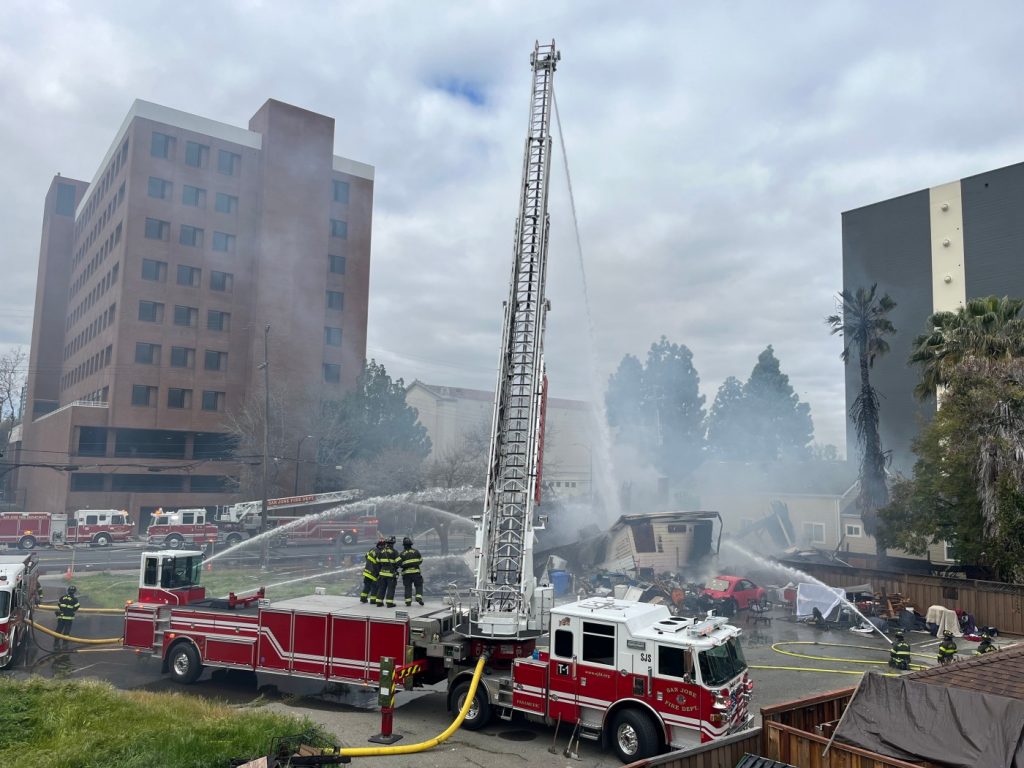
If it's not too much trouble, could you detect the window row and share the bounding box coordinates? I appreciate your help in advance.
[135,343,227,371]
[70,472,237,494]
[132,384,226,412]
[151,132,241,177]
[67,262,119,333]
[77,427,237,460]
[144,218,237,252]
[137,301,231,331]
[141,259,234,292]
[71,218,122,298]
[61,344,113,392]
[148,176,239,214]
[74,137,129,246]
[63,303,116,363]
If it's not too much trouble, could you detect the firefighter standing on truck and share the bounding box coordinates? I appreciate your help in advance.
[360,539,384,603]
[399,536,424,606]
[55,585,80,649]
[372,536,398,608]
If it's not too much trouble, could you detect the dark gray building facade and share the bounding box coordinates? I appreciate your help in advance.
[842,161,1024,473]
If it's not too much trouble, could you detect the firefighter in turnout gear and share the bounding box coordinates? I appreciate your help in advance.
[977,632,997,654]
[938,631,958,665]
[55,585,81,649]
[399,536,424,606]
[360,539,384,603]
[372,536,398,607]
[888,630,911,670]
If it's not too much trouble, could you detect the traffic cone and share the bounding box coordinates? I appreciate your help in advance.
[205,561,212,573]
[64,566,73,581]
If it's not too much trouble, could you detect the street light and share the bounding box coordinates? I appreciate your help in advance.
[293,434,314,495]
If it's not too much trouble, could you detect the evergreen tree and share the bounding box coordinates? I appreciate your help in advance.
[705,376,750,460]
[742,346,814,461]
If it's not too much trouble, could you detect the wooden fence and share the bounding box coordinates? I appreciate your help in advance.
[624,728,763,768]
[780,560,1024,635]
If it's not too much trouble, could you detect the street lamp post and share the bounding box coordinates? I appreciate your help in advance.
[293,434,314,496]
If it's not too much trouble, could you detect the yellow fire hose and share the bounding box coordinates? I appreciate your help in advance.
[748,640,930,675]
[38,603,124,614]
[29,619,123,645]
[339,655,487,757]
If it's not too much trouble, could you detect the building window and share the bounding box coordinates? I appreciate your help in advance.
[201,390,225,412]
[943,541,959,563]
[135,342,161,365]
[190,475,234,493]
[138,301,164,323]
[212,231,235,252]
[148,177,172,200]
[185,141,209,168]
[207,310,231,332]
[176,265,201,287]
[56,183,77,216]
[151,132,174,159]
[194,432,238,459]
[182,185,206,208]
[114,428,186,458]
[141,259,167,282]
[330,219,348,239]
[179,225,204,247]
[144,218,170,241]
[324,326,342,346]
[209,270,233,292]
[204,350,227,371]
[167,388,192,409]
[323,363,341,383]
[131,384,157,407]
[802,522,826,545]
[844,523,863,538]
[326,290,344,311]
[173,305,198,327]
[332,180,350,204]
[70,473,106,492]
[169,346,195,369]
[111,474,185,493]
[217,149,241,176]
[329,254,346,274]
[215,193,238,214]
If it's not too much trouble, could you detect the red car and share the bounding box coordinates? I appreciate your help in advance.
[703,575,767,610]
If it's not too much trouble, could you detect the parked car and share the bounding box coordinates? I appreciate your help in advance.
[703,575,768,611]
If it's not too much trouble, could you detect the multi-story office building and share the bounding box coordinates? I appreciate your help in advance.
[17,98,373,528]
[842,161,1024,474]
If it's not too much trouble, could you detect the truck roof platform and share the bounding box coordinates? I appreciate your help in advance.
[267,594,451,619]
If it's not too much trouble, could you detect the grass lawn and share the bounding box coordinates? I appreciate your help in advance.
[57,567,360,609]
[0,677,330,768]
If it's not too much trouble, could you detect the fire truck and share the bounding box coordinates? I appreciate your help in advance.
[0,552,39,668]
[212,490,367,547]
[0,509,134,550]
[146,508,220,549]
[121,43,752,762]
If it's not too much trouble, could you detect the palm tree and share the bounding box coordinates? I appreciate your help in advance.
[826,284,897,559]
[910,296,1024,400]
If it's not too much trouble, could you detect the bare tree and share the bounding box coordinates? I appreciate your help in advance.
[0,348,27,447]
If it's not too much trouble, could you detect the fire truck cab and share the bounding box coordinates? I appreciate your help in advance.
[0,552,39,668]
[146,509,219,549]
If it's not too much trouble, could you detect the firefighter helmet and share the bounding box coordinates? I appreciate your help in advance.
[943,630,954,639]
[981,632,992,640]
[387,536,396,546]
[403,536,413,548]
[894,630,904,640]
[376,538,386,548]
[67,585,77,595]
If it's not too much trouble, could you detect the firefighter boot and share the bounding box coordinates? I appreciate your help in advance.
[417,597,424,606]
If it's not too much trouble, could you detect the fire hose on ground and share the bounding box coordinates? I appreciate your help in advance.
[37,604,124,614]
[748,640,931,675]
[28,618,123,645]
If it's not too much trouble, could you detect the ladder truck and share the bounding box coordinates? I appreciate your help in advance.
[122,42,752,762]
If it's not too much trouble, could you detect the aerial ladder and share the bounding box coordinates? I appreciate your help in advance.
[467,40,560,642]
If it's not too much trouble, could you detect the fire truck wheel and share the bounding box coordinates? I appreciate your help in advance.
[452,680,491,730]
[166,535,185,550]
[225,533,243,547]
[341,533,356,545]
[93,533,112,547]
[167,642,203,684]
[18,535,36,551]
[610,708,660,762]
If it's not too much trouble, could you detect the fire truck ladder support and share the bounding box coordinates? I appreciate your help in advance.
[476,39,559,629]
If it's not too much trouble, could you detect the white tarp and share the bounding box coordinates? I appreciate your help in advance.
[925,604,963,637]
[795,582,845,618]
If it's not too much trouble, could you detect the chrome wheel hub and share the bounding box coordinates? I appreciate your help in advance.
[617,723,639,756]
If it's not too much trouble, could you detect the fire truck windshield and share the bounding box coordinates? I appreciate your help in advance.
[0,591,9,619]
[697,637,746,687]
[160,555,202,589]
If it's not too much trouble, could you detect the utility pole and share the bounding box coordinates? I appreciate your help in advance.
[259,324,271,570]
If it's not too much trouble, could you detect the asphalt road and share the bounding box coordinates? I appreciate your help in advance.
[12,594,963,767]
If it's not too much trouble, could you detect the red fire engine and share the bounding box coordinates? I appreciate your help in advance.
[146,508,219,549]
[0,509,134,550]
[121,42,753,761]
[212,490,369,547]
[0,552,39,668]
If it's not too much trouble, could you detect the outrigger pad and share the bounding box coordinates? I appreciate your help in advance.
[367,733,403,745]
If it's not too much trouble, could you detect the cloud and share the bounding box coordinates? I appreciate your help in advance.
[3,1,1024,455]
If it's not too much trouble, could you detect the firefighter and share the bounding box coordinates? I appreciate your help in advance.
[399,536,424,606]
[888,630,911,670]
[937,630,958,665]
[977,632,998,654]
[55,585,81,650]
[372,536,398,608]
[360,539,384,603]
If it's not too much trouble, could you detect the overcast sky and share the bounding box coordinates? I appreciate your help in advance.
[3,2,1024,453]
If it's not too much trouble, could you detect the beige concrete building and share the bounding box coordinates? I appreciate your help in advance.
[405,381,598,500]
[16,99,373,528]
